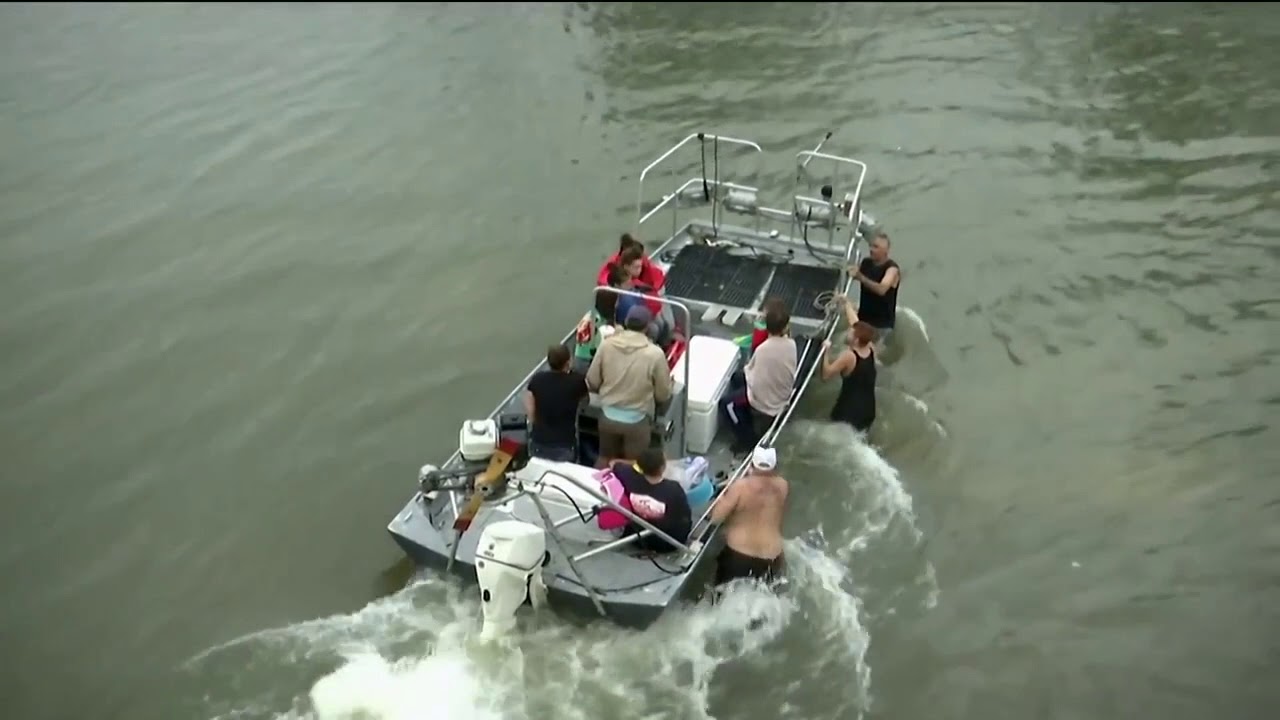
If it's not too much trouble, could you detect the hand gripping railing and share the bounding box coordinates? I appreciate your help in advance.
[636,133,764,225]
[589,286,693,457]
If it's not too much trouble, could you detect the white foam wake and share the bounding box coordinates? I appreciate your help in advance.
[897,306,928,343]
[189,572,809,720]
[309,648,509,720]
[785,421,940,616]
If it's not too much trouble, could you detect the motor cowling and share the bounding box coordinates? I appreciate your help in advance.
[475,520,548,640]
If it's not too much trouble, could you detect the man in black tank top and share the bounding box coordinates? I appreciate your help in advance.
[847,231,900,348]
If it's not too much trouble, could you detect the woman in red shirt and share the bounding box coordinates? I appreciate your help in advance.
[596,233,665,291]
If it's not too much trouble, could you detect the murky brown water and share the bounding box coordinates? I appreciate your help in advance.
[2,4,1277,719]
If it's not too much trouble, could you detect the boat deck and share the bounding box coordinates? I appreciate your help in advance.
[485,238,839,472]
[660,243,842,322]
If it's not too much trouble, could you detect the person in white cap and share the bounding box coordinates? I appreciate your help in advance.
[709,445,788,587]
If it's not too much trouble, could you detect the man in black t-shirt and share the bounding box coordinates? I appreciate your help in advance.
[847,230,901,350]
[523,344,589,462]
[610,448,691,554]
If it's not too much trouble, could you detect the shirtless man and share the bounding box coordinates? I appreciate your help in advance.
[709,445,789,587]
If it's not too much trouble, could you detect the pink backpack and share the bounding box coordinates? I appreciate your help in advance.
[594,468,634,531]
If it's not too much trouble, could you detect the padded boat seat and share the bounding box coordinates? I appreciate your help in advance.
[502,458,621,543]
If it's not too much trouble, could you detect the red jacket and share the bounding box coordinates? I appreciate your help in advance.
[596,253,666,317]
[596,253,666,290]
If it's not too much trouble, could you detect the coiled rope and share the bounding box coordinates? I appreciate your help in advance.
[813,289,844,317]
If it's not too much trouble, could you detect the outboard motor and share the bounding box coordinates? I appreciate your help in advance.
[475,520,549,640]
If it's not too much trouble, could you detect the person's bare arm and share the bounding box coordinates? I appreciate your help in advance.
[820,343,853,380]
[853,266,899,297]
[710,481,739,524]
[837,294,858,327]
[522,390,536,422]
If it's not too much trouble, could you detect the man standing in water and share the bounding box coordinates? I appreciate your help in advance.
[847,231,900,350]
[710,446,788,587]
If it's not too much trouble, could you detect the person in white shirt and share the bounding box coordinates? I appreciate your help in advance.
[718,304,797,453]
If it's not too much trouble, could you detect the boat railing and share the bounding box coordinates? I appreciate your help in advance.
[529,468,694,557]
[636,132,764,222]
[790,149,869,261]
[591,286,693,457]
[637,132,768,236]
[638,176,764,235]
[635,132,870,265]
[517,466,695,616]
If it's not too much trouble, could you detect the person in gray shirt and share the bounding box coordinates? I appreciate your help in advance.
[719,305,797,453]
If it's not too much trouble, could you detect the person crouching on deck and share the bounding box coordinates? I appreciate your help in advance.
[586,305,674,465]
[609,448,691,554]
[719,305,797,454]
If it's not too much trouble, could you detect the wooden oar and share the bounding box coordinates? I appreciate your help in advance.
[446,437,522,572]
[453,437,521,532]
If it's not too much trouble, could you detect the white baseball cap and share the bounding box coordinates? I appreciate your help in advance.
[750,445,778,471]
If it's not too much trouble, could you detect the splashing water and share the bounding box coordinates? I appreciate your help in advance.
[185,573,809,720]
[897,307,929,343]
[308,648,510,720]
[787,421,925,552]
[784,421,940,616]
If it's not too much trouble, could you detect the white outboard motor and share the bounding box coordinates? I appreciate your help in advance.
[475,520,548,640]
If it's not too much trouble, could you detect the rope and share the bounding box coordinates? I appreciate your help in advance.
[813,290,843,316]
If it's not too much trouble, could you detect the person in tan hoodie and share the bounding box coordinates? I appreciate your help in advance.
[586,305,674,464]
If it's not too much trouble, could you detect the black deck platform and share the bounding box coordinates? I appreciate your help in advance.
[764,263,841,321]
[662,244,775,308]
[662,244,841,321]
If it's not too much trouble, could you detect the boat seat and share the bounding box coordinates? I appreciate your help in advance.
[503,458,621,544]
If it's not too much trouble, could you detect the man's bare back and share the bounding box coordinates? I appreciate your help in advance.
[721,471,788,559]
[711,446,789,587]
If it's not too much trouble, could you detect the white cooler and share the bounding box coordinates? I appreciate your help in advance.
[669,335,742,454]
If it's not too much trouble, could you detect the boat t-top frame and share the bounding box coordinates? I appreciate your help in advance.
[635,131,868,267]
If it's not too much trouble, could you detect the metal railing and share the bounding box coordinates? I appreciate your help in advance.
[589,286,693,457]
[518,466,697,617]
[790,149,868,257]
[638,176,763,237]
[636,132,764,224]
[529,468,694,556]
